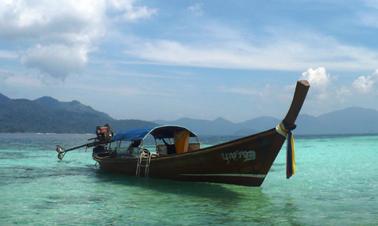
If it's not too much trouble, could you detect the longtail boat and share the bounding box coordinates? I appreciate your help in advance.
[56,80,310,186]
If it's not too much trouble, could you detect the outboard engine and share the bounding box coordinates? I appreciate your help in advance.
[96,124,113,143]
[93,124,114,156]
[55,123,115,160]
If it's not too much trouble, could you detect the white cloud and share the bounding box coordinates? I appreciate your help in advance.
[299,67,335,102]
[336,86,352,99]
[0,0,157,78]
[188,3,204,16]
[359,12,378,28]
[358,1,378,28]
[125,39,301,70]
[4,74,43,88]
[0,0,105,41]
[21,44,88,79]
[301,67,330,89]
[108,0,157,21]
[352,70,378,93]
[123,27,378,71]
[362,0,378,9]
[219,86,259,96]
[0,70,43,88]
[0,50,18,59]
[220,67,361,114]
[218,68,378,118]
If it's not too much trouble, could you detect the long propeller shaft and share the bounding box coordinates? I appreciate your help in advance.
[56,142,99,160]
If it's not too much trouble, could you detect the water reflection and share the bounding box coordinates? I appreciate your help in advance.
[92,171,277,224]
[95,172,243,201]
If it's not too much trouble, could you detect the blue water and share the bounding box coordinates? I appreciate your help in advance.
[0,133,377,225]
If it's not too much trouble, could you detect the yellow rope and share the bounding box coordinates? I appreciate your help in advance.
[290,133,296,176]
[276,122,296,178]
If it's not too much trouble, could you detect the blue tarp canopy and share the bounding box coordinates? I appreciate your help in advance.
[112,126,198,142]
[112,127,154,142]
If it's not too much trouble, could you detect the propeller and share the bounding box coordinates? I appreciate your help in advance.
[55,143,92,160]
[56,145,66,160]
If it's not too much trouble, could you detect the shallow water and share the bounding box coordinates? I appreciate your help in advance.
[0,133,377,225]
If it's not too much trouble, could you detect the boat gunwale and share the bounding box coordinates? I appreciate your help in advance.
[93,128,279,162]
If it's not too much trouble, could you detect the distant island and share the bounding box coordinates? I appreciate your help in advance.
[1,93,378,135]
[157,107,378,136]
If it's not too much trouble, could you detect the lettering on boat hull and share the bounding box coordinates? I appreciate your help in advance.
[221,150,256,163]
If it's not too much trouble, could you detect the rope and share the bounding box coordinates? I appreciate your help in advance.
[275,123,288,137]
[275,122,296,179]
[286,130,296,179]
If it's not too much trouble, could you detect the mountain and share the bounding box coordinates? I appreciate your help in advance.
[234,116,281,135]
[2,92,378,135]
[296,107,378,135]
[0,93,10,103]
[155,107,378,136]
[0,93,157,133]
[155,117,279,136]
[156,117,240,136]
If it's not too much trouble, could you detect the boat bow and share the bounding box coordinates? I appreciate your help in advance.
[275,80,310,178]
[283,80,310,127]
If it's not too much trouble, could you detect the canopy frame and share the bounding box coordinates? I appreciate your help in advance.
[112,125,200,147]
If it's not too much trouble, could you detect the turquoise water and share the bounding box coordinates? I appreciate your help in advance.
[0,133,377,225]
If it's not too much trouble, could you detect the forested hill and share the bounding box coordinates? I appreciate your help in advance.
[0,93,157,133]
[2,93,378,135]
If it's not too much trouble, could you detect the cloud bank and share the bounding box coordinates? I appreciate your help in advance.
[124,29,378,72]
[0,0,156,79]
[353,70,378,94]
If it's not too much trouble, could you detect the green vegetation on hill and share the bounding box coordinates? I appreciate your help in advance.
[2,93,378,135]
[0,93,157,133]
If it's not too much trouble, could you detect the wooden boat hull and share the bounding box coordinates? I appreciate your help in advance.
[93,128,285,186]
[57,80,309,187]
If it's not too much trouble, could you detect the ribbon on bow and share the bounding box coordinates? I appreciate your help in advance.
[276,122,296,179]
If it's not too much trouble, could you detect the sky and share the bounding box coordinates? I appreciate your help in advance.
[1,0,378,122]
